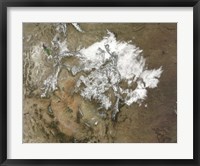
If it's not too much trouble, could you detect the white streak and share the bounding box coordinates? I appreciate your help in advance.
[72,23,84,32]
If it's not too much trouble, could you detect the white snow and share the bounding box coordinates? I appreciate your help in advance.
[75,30,163,109]
[38,27,163,112]
[140,67,163,88]
[71,23,84,32]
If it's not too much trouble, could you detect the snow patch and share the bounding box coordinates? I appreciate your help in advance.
[75,30,163,112]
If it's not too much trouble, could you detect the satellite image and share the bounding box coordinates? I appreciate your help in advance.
[23,23,177,143]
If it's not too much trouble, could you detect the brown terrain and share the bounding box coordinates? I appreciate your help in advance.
[23,23,177,143]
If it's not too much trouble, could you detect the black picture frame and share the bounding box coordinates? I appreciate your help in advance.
[0,0,199,165]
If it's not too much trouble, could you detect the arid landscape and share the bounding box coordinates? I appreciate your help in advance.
[23,23,177,143]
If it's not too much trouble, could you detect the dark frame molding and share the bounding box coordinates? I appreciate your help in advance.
[0,0,199,165]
